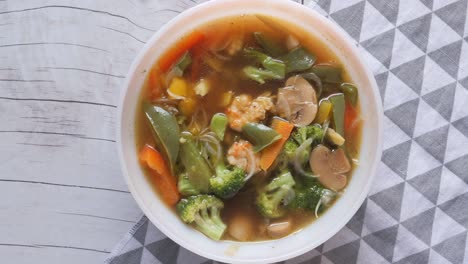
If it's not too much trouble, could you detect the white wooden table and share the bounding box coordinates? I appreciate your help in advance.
[0,1,303,263]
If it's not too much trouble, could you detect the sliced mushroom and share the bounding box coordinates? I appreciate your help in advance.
[329,148,351,174]
[309,145,351,191]
[276,75,318,126]
[267,218,292,239]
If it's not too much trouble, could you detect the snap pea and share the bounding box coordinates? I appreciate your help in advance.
[177,172,200,196]
[311,64,343,84]
[329,94,345,137]
[179,137,212,193]
[340,83,358,107]
[242,123,281,152]
[243,48,286,78]
[281,47,316,73]
[144,102,180,174]
[210,113,228,140]
[166,51,192,82]
[253,32,286,57]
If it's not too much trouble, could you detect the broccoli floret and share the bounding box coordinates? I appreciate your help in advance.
[176,195,227,240]
[210,163,246,199]
[288,180,337,217]
[288,184,324,210]
[282,125,324,174]
[178,173,200,197]
[256,171,296,218]
[275,139,298,171]
[292,124,324,146]
[283,139,299,159]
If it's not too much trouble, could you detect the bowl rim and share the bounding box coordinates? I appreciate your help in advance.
[117,0,384,263]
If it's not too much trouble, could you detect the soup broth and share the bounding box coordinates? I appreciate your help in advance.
[136,14,361,242]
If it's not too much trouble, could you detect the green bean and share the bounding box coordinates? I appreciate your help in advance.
[281,47,316,73]
[144,103,180,174]
[329,94,345,137]
[253,32,286,57]
[242,123,281,152]
[311,64,343,84]
[340,83,358,107]
[210,113,228,140]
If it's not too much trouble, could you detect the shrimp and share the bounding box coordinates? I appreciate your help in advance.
[226,94,275,131]
[227,140,260,175]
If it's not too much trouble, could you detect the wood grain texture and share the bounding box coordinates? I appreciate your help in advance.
[0,0,302,263]
[0,0,201,263]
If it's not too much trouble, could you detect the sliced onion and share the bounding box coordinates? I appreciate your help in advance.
[293,138,317,178]
[315,189,336,218]
[164,67,183,87]
[188,108,209,133]
[321,189,336,205]
[200,134,222,164]
[181,131,194,139]
[314,197,322,218]
[282,188,296,206]
[209,36,231,52]
[321,121,329,143]
[167,89,185,100]
[212,50,232,61]
[152,97,179,105]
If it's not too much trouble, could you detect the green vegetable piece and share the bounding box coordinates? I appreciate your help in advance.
[256,171,296,218]
[176,195,227,240]
[329,93,346,137]
[253,32,286,57]
[178,173,200,196]
[244,48,286,77]
[210,113,228,140]
[166,51,192,80]
[174,51,192,73]
[283,125,324,174]
[210,164,246,199]
[311,64,343,84]
[274,139,297,171]
[144,103,180,174]
[281,47,316,73]
[242,123,281,152]
[179,138,212,193]
[288,184,325,210]
[243,66,283,84]
[292,124,325,146]
[340,83,358,107]
[283,139,299,160]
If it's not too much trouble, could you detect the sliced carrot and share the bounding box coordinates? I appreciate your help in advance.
[158,30,205,73]
[260,118,295,170]
[140,144,180,205]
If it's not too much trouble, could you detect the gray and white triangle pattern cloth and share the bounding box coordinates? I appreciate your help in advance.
[106,0,468,263]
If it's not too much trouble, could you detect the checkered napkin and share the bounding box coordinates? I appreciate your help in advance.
[106,0,468,263]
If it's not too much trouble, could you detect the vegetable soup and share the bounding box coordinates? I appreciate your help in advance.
[136,15,362,242]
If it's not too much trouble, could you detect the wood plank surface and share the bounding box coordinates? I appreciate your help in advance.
[0,0,302,263]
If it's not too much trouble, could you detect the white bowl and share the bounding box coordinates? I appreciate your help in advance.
[118,0,383,263]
